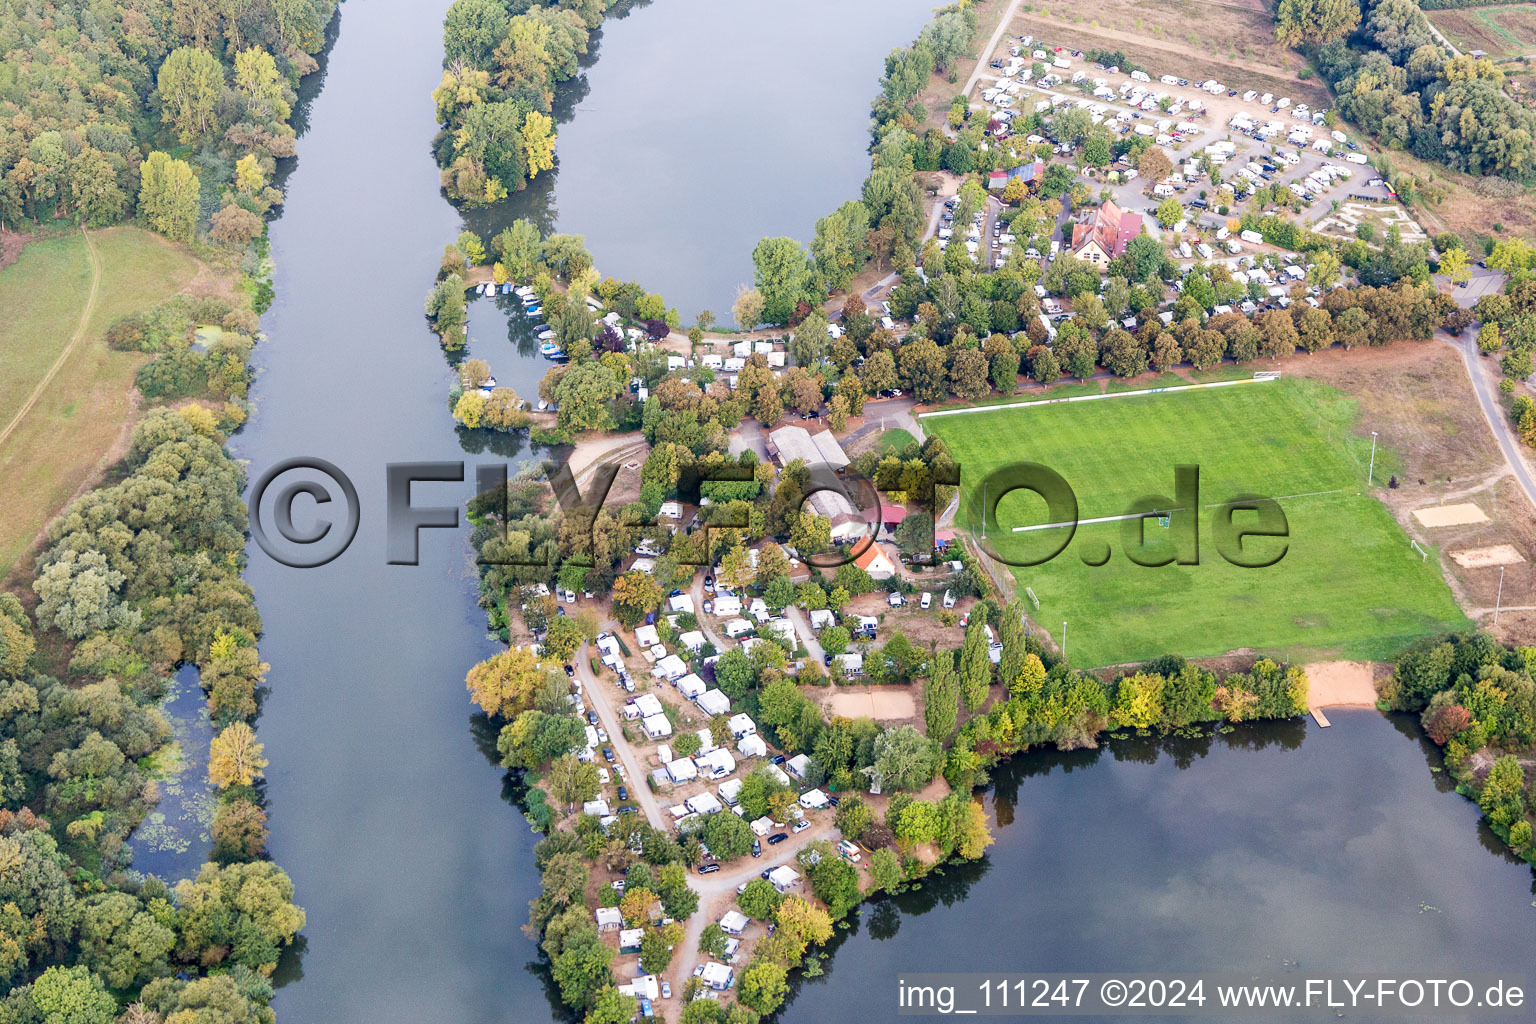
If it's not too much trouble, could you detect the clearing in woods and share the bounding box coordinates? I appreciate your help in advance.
[0,227,203,585]
[925,379,1470,667]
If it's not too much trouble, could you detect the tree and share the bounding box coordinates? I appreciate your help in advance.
[1478,755,1526,830]
[7,966,118,1024]
[1439,247,1472,287]
[548,754,601,809]
[1137,147,1173,183]
[733,285,766,329]
[138,152,201,242]
[212,798,269,862]
[33,549,126,640]
[1154,197,1183,229]
[820,625,851,656]
[1275,0,1361,46]
[739,959,789,1014]
[584,986,638,1024]
[466,646,548,717]
[869,726,939,792]
[959,619,991,710]
[753,237,818,324]
[812,201,870,292]
[924,651,959,741]
[208,722,267,788]
[738,878,783,920]
[700,809,755,859]
[868,847,903,891]
[210,203,264,245]
[552,930,615,1011]
[949,347,991,400]
[158,46,224,143]
[444,0,512,64]
[523,110,557,179]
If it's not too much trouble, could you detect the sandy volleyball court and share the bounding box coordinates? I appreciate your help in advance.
[1412,503,1489,527]
[1450,544,1526,568]
[820,687,916,721]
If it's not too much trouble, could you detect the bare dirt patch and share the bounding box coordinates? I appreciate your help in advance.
[0,229,31,271]
[1413,503,1490,528]
[1305,660,1381,708]
[1450,544,1525,569]
[818,687,917,722]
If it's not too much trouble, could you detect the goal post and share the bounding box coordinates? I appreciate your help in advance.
[1025,586,1040,609]
[1410,539,1429,562]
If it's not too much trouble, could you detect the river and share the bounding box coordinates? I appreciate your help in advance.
[232,1,1536,1022]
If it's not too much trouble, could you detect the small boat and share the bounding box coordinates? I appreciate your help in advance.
[514,286,534,298]
[532,323,551,333]
[536,329,555,341]
[482,376,497,388]
[540,343,563,358]
[536,400,548,411]
[502,283,513,294]
[525,306,542,317]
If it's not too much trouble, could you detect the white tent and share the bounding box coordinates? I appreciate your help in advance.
[668,593,694,614]
[728,713,757,738]
[634,624,659,648]
[642,714,672,739]
[633,693,663,718]
[652,654,687,681]
[767,865,800,892]
[675,673,706,699]
[737,734,767,758]
[685,792,723,815]
[665,758,698,783]
[694,728,716,754]
[696,689,731,716]
[718,778,743,805]
[767,764,792,787]
[678,630,707,651]
[799,788,830,810]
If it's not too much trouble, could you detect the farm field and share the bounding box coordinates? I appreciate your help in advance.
[1427,5,1536,62]
[925,378,1470,667]
[0,227,202,585]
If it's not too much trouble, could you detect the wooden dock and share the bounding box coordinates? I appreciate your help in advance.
[1310,707,1331,728]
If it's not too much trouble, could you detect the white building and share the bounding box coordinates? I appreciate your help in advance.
[728,713,757,739]
[737,733,767,758]
[642,714,672,739]
[675,673,706,699]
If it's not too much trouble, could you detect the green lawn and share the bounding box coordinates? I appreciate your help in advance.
[0,227,201,585]
[925,379,1470,667]
[877,427,918,454]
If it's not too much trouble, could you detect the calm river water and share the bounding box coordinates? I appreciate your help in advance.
[231,1,1536,1022]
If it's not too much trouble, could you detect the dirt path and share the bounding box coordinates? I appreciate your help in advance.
[963,0,1028,98]
[574,638,670,832]
[0,227,100,451]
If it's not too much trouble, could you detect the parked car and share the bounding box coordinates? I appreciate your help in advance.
[661,982,672,1000]
[768,832,789,845]
[698,862,721,875]
[602,747,615,763]
[586,711,598,726]
[920,592,932,610]
[737,882,751,895]
[618,805,637,815]
[617,785,628,801]
[792,819,812,834]
[760,869,773,880]
[752,840,762,858]
[611,880,625,892]
[563,664,574,676]
[771,755,786,766]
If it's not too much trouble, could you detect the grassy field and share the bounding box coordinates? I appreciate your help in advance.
[926,378,1470,667]
[1428,5,1536,62]
[0,227,202,585]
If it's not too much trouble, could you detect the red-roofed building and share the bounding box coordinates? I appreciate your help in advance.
[851,540,897,580]
[1070,200,1143,267]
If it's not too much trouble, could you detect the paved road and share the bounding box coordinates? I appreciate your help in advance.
[1444,323,1536,514]
[575,641,668,831]
[961,0,1027,99]
[688,574,729,652]
[784,606,826,666]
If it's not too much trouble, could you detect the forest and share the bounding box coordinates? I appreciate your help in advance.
[0,0,337,239]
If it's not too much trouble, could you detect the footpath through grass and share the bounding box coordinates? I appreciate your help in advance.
[0,228,200,584]
[926,379,1469,667]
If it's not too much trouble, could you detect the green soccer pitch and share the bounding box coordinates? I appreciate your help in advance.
[924,378,1471,668]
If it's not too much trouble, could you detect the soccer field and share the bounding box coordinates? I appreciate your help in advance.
[925,379,1470,668]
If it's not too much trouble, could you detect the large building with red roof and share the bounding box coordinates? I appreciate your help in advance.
[1069,200,1143,267]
